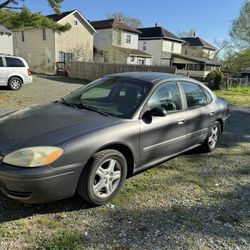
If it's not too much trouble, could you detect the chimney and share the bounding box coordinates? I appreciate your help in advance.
[155,22,158,27]
[193,32,196,37]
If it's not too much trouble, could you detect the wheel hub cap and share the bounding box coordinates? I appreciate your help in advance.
[93,159,121,198]
[208,126,219,148]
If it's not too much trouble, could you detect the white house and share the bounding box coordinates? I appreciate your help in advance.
[0,25,13,55]
[90,19,153,65]
[138,25,184,66]
[13,10,96,74]
[181,36,217,60]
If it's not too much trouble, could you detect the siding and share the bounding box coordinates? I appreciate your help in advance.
[120,31,138,49]
[162,40,182,54]
[0,34,13,55]
[13,28,55,74]
[138,40,163,65]
[182,46,216,60]
[55,12,94,62]
[94,29,113,51]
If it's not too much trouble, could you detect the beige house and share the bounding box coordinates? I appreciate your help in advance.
[91,19,153,65]
[13,10,96,74]
[181,37,217,60]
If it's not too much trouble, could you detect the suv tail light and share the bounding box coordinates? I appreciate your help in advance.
[27,68,31,76]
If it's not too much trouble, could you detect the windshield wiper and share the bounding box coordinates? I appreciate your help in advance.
[59,98,78,109]
[76,103,111,117]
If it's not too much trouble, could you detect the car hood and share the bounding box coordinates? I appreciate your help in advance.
[0,103,121,155]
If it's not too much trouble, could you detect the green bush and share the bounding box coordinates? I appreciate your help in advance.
[205,71,224,90]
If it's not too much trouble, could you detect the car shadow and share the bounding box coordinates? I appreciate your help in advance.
[0,193,93,223]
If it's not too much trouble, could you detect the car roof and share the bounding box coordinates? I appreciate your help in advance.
[108,72,197,84]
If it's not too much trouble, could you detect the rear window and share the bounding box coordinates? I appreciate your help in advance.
[6,57,25,67]
[0,57,3,67]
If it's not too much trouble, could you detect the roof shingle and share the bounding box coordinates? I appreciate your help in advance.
[90,19,141,34]
[138,26,184,43]
[46,10,75,22]
[0,25,12,35]
[115,47,152,57]
[181,37,217,50]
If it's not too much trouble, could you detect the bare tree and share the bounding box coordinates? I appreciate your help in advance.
[107,12,143,28]
[0,0,63,13]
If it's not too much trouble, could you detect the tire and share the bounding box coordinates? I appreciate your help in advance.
[77,149,127,205]
[200,121,221,152]
[8,77,22,90]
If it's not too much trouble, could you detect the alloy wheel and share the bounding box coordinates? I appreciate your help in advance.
[208,125,219,149]
[93,158,121,198]
[10,79,21,90]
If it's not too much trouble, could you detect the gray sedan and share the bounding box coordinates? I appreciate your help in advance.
[0,72,230,205]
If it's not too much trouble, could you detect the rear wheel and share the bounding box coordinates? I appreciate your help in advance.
[77,149,127,205]
[200,121,221,152]
[8,77,22,90]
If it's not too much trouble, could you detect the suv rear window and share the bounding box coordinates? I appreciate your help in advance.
[0,57,4,67]
[6,57,25,67]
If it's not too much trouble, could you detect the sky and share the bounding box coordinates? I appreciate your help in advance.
[22,0,243,45]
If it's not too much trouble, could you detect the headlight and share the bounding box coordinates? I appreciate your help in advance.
[3,147,64,168]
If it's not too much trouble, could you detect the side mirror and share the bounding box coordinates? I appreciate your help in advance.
[150,107,167,117]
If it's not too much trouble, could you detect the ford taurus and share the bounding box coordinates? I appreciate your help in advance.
[0,72,230,205]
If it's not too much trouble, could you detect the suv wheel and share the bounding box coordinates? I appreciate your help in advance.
[9,77,22,90]
[77,149,127,205]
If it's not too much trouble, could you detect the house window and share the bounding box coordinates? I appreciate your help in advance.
[143,42,147,51]
[21,31,25,42]
[171,42,174,52]
[59,51,75,62]
[130,56,135,62]
[138,58,145,65]
[42,28,46,41]
[74,19,78,26]
[185,50,188,55]
[126,34,131,44]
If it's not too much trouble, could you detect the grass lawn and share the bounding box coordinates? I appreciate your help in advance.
[213,85,250,107]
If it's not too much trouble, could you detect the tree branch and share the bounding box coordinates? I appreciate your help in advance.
[0,0,16,9]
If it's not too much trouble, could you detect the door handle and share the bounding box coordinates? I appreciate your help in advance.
[209,111,215,116]
[178,119,185,125]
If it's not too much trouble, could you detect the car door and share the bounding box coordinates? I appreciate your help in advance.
[0,57,8,86]
[179,81,213,147]
[139,81,188,166]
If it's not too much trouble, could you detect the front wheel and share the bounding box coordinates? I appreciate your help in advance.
[200,121,221,152]
[77,149,127,205]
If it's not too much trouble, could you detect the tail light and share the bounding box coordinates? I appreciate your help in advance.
[27,68,31,76]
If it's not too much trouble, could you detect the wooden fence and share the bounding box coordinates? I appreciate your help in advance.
[68,61,176,81]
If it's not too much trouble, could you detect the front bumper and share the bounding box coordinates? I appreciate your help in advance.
[0,162,85,203]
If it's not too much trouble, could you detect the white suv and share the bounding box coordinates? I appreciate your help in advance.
[0,55,33,90]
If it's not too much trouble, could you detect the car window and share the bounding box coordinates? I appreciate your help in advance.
[5,57,25,67]
[64,77,152,118]
[0,57,4,67]
[148,82,182,112]
[181,82,208,108]
[202,87,213,103]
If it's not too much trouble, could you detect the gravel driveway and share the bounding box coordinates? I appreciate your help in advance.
[0,76,249,249]
[0,75,84,115]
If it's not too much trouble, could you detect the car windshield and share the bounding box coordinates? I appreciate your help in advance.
[63,77,152,118]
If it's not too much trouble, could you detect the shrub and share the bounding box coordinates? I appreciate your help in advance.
[205,70,224,89]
